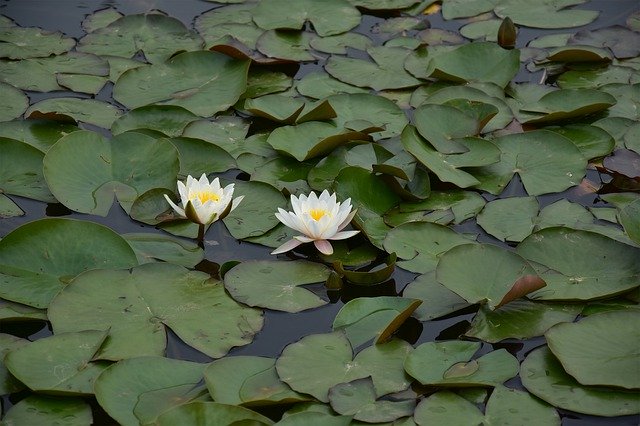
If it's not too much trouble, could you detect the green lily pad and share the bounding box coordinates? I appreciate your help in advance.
[326,46,422,90]
[204,356,307,406]
[77,13,202,63]
[522,88,616,124]
[329,377,416,423]
[0,218,138,308]
[26,98,122,129]
[0,25,75,59]
[414,103,482,154]
[403,272,471,321]
[472,129,587,196]
[546,124,615,160]
[546,310,640,389]
[436,243,544,310]
[349,0,420,9]
[43,130,179,216]
[569,25,640,59]
[256,30,316,62]
[224,260,331,313]
[296,72,369,99]
[122,233,204,267]
[82,7,123,32]
[517,227,640,300]
[414,391,484,425]
[276,333,413,402]
[332,296,422,347]
[113,51,250,117]
[278,410,352,425]
[477,197,539,242]
[465,299,581,343]
[521,346,640,416]
[243,69,293,99]
[0,52,109,92]
[619,198,640,244]
[1,396,92,426]
[244,94,306,123]
[0,82,27,121]
[253,0,360,37]
[0,137,55,202]
[0,334,29,394]
[133,384,209,425]
[310,33,372,54]
[5,330,110,395]
[546,45,612,62]
[459,19,501,42]
[48,263,263,360]
[0,195,23,218]
[494,0,599,29]
[222,180,287,239]
[94,356,206,426]
[167,136,237,178]
[181,116,251,158]
[404,341,519,386]
[0,119,79,153]
[333,252,396,286]
[155,401,274,426]
[111,105,200,137]
[250,156,313,194]
[385,190,485,227]
[383,221,473,274]
[0,300,48,322]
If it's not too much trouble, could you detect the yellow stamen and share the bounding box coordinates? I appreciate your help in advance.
[191,191,220,204]
[309,208,327,221]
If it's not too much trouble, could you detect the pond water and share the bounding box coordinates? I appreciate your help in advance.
[1,0,639,425]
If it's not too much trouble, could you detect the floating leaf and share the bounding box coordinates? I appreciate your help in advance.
[0,119,79,153]
[0,195,23,218]
[5,330,109,395]
[414,391,484,425]
[0,137,55,202]
[546,310,640,389]
[82,8,123,33]
[0,218,138,308]
[224,260,330,313]
[494,0,599,29]
[48,263,263,360]
[0,25,75,59]
[123,233,204,267]
[403,273,471,321]
[168,136,237,178]
[477,197,539,242]
[517,227,640,301]
[111,105,200,137]
[256,30,317,62]
[113,51,250,117]
[521,346,640,416]
[155,401,274,426]
[546,124,615,160]
[1,396,92,426]
[296,71,369,99]
[181,116,251,158]
[43,130,179,216]
[522,88,616,124]
[0,334,29,394]
[26,98,122,129]
[569,25,640,59]
[0,82,27,121]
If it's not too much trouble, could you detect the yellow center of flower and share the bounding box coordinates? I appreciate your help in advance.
[191,191,220,204]
[309,208,328,221]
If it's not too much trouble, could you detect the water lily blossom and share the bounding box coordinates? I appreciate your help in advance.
[164,173,244,226]
[272,190,359,256]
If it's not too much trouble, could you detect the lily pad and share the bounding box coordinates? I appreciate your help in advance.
[111,105,200,137]
[1,396,92,426]
[181,116,251,158]
[0,25,75,59]
[123,233,204,267]
[0,334,29,394]
[0,82,27,121]
[224,260,331,313]
[0,195,23,218]
[545,310,640,389]
[155,401,274,426]
[0,137,55,202]
[48,263,263,360]
[26,98,122,129]
[168,136,237,178]
[385,190,485,227]
[522,88,616,124]
[403,273,471,321]
[517,227,640,300]
[113,50,250,117]
[5,330,110,394]
[296,71,369,99]
[0,218,138,308]
[253,0,361,37]
[465,299,581,343]
[546,123,615,160]
[310,33,372,54]
[436,243,544,310]
[494,0,599,29]
[77,13,203,63]
[569,25,640,59]
[0,119,79,153]
[82,7,123,33]
[477,197,539,242]
[521,346,640,416]
[94,356,206,426]
[332,296,422,347]
[256,30,317,62]
[43,130,179,216]
[404,341,519,386]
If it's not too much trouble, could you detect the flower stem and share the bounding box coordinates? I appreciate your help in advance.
[197,224,206,248]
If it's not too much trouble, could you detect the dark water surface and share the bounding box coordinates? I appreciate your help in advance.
[0,0,638,424]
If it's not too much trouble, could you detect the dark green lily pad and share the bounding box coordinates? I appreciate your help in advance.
[0,300,47,322]
[546,45,612,62]
[224,260,331,313]
[328,93,409,139]
[517,227,640,301]
[546,310,640,389]
[123,233,204,267]
[94,356,206,426]
[256,30,317,62]
[167,136,237,178]
[296,72,369,99]
[0,82,27,121]
[383,221,473,274]
[5,330,110,394]
[113,51,250,117]
[0,334,29,394]
[521,346,640,416]
[243,69,293,99]
[82,7,122,33]
[477,197,539,242]
[48,263,263,360]
[0,119,79,153]
[43,130,179,216]
[569,25,640,59]
[78,13,203,63]
[1,396,92,426]
[0,218,138,308]
[250,156,313,194]
[310,33,372,54]
[329,377,415,423]
[111,105,200,137]
[404,341,519,387]
[332,296,421,346]
[494,0,599,29]
[413,391,484,425]
[619,198,640,244]
[155,401,274,426]
[0,195,23,218]
[403,272,471,321]
[522,88,616,124]
[204,356,307,406]
[349,0,420,9]
[414,103,482,154]
[253,0,360,37]
[465,300,581,343]
[0,137,55,202]
[385,190,485,227]
[472,130,587,196]
[181,116,251,158]
[0,25,75,59]
[326,46,422,90]
[546,124,615,159]
[26,98,122,129]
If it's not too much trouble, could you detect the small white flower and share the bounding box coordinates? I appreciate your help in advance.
[164,173,244,225]
[271,190,359,256]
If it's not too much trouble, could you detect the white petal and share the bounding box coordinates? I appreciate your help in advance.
[164,194,186,217]
[314,239,333,255]
[177,181,188,206]
[329,230,360,240]
[338,209,357,230]
[271,238,304,255]
[276,210,305,234]
[230,195,244,212]
[198,173,209,186]
[294,235,315,243]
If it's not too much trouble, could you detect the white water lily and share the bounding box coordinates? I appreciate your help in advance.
[164,173,244,226]
[272,190,359,256]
